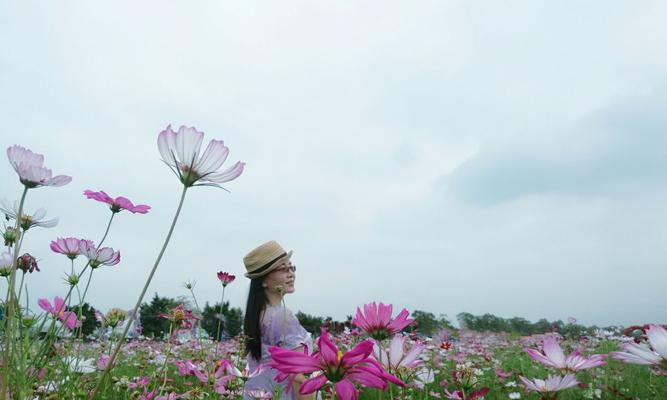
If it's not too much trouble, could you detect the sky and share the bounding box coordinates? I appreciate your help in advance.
[1,1,666,328]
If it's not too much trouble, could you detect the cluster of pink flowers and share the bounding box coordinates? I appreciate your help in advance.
[50,237,121,268]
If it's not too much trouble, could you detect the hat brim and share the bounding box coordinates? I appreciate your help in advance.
[244,250,293,279]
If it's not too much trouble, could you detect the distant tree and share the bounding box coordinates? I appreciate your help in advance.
[201,301,243,340]
[139,293,179,339]
[76,303,100,338]
[296,311,325,334]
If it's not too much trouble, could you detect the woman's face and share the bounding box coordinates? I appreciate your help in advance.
[264,260,296,295]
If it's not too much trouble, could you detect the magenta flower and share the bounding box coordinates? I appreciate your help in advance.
[269,328,403,400]
[612,325,667,368]
[373,334,424,372]
[157,125,245,188]
[444,387,490,400]
[50,237,90,260]
[38,296,81,330]
[0,199,58,230]
[83,190,151,214]
[7,145,71,188]
[525,336,606,372]
[352,302,414,340]
[217,271,236,286]
[519,374,579,395]
[80,241,121,268]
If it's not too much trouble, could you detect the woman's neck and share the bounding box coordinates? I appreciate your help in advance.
[264,289,284,307]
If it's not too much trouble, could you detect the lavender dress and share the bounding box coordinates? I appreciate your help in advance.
[245,305,313,400]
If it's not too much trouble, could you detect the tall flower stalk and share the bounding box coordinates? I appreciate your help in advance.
[91,125,244,397]
[2,145,71,397]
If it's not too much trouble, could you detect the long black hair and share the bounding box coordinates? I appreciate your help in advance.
[244,277,267,361]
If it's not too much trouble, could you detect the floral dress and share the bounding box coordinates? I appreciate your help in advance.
[245,304,313,400]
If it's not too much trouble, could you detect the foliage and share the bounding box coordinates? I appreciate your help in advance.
[200,301,243,339]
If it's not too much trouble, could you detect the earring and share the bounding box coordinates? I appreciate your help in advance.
[262,283,268,288]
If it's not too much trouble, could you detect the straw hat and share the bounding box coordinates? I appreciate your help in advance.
[243,240,293,279]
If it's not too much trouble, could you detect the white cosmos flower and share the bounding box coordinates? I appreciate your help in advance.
[157,125,245,188]
[0,199,58,230]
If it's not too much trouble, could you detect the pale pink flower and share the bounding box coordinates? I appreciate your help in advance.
[519,374,579,394]
[225,361,265,381]
[38,296,81,330]
[216,271,236,286]
[83,190,151,214]
[80,241,121,268]
[97,355,111,371]
[7,145,71,188]
[612,324,667,367]
[373,334,424,371]
[0,199,58,230]
[524,335,606,372]
[353,302,414,340]
[50,237,91,260]
[157,125,245,188]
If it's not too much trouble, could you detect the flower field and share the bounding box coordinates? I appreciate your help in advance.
[1,127,665,399]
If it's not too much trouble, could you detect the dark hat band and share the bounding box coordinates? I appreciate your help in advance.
[250,252,287,277]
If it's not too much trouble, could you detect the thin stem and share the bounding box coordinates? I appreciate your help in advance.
[213,285,226,359]
[92,186,188,398]
[0,185,28,397]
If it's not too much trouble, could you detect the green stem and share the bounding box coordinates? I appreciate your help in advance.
[214,285,226,359]
[0,185,28,397]
[92,186,188,398]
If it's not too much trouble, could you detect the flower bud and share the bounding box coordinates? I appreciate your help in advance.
[3,226,20,246]
[67,273,79,286]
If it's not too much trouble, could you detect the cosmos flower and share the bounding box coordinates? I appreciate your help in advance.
[0,199,58,230]
[157,125,244,188]
[269,328,403,400]
[83,190,151,214]
[7,145,71,188]
[352,302,414,340]
[524,335,606,372]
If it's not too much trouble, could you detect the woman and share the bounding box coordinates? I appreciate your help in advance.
[243,240,313,400]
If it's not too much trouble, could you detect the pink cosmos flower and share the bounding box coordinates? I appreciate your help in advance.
[519,374,579,394]
[83,190,151,214]
[50,237,91,260]
[352,302,414,340]
[0,199,58,230]
[269,328,404,400]
[372,334,424,372]
[245,389,272,399]
[79,241,121,268]
[612,324,667,367]
[158,125,245,188]
[524,335,606,372]
[7,145,71,188]
[38,296,81,330]
[217,271,236,286]
[444,387,490,400]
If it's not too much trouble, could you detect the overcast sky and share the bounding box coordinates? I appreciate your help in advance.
[1,1,666,328]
